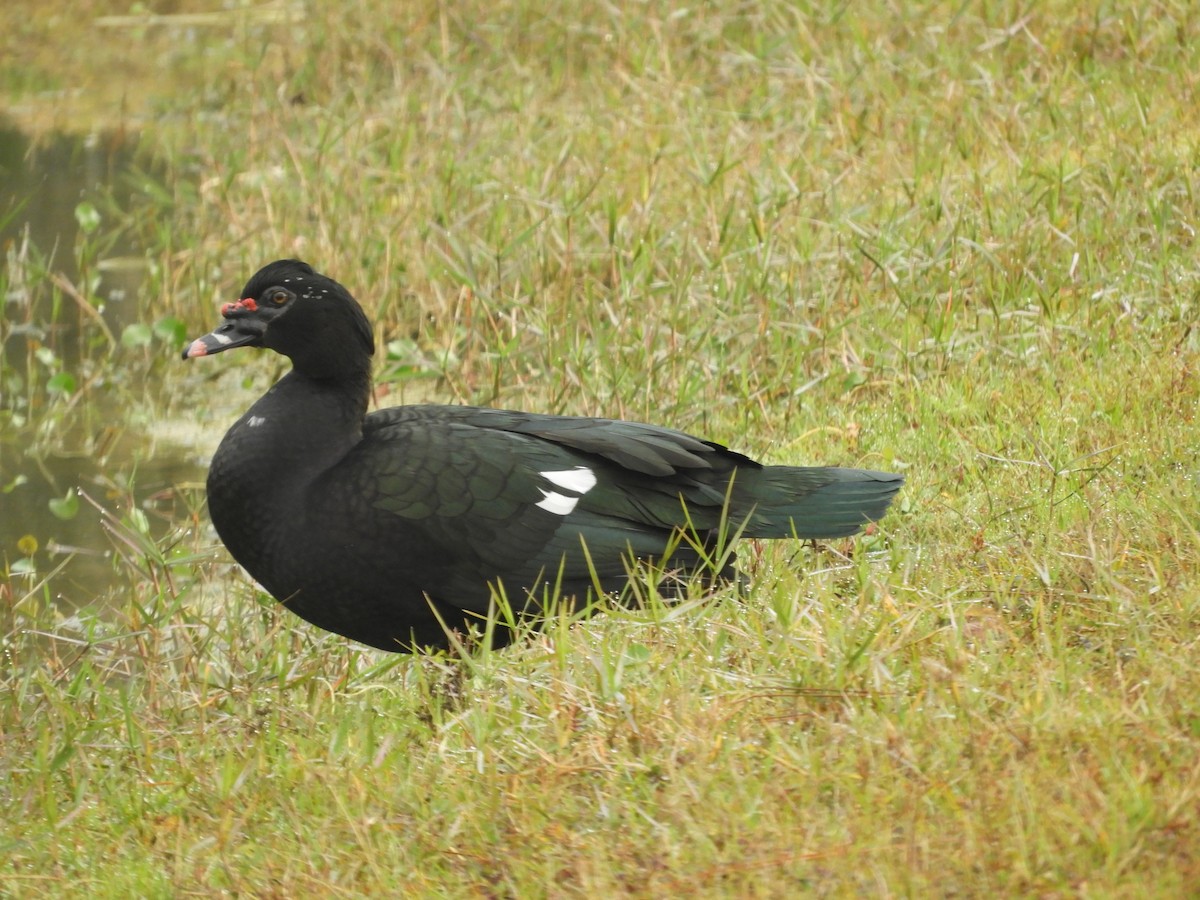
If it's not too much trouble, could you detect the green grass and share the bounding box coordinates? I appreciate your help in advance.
[3,0,1200,895]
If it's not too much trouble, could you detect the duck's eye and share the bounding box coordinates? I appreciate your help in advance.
[268,289,290,306]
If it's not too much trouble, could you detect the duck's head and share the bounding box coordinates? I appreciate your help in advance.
[183,259,375,380]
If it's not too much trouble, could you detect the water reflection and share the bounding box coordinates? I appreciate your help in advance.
[1,122,204,614]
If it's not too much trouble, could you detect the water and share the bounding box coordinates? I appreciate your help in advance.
[0,123,152,357]
[0,122,206,613]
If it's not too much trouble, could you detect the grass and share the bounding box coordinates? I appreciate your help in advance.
[3,0,1200,894]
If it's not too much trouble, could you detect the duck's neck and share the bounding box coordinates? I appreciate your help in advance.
[205,366,372,593]
[255,369,368,464]
[212,368,372,503]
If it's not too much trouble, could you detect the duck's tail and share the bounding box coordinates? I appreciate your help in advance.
[739,467,904,539]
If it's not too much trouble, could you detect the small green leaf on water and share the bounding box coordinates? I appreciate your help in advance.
[2,474,28,494]
[121,322,154,348]
[18,534,39,555]
[46,371,77,394]
[34,346,58,368]
[153,316,187,345]
[10,558,36,576]
[75,201,101,234]
[49,490,79,520]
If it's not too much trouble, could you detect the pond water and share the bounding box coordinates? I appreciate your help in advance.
[0,123,206,614]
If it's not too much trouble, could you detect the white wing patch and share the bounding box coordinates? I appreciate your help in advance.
[540,467,598,494]
[536,489,580,515]
[535,466,597,516]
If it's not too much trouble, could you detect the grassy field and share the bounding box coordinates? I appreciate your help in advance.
[3,0,1199,895]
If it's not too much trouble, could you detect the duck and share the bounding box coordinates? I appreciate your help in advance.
[183,259,903,652]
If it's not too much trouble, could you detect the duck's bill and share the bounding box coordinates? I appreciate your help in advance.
[182,320,266,359]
